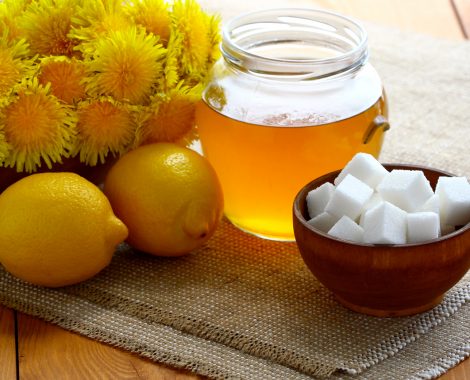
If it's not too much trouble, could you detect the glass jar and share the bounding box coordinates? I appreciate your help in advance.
[196,8,389,241]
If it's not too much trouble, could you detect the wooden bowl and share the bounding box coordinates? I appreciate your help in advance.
[293,164,470,317]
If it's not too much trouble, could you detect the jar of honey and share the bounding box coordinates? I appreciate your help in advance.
[196,9,389,241]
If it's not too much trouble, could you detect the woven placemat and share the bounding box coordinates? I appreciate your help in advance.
[1,23,470,380]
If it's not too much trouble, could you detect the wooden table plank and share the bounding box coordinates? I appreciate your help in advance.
[452,0,470,37]
[16,312,199,380]
[441,361,470,380]
[0,305,17,380]
[7,1,470,379]
[14,307,470,380]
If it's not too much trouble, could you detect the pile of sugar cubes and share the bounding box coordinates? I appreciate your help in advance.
[306,153,470,244]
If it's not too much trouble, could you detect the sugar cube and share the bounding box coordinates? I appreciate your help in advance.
[435,176,468,194]
[325,174,373,220]
[310,152,467,244]
[407,212,440,243]
[435,176,470,226]
[307,212,338,233]
[306,182,335,219]
[334,152,388,188]
[363,201,407,244]
[376,170,433,212]
[328,216,364,243]
[420,194,440,215]
[359,192,383,226]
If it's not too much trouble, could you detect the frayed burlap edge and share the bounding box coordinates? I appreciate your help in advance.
[63,285,337,378]
[60,278,470,378]
[340,282,470,375]
[0,282,335,379]
[2,276,468,380]
[413,343,470,380]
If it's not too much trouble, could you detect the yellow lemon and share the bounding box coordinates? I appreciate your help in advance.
[0,172,128,287]
[103,143,223,256]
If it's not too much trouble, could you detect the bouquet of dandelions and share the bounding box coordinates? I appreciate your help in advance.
[0,0,220,175]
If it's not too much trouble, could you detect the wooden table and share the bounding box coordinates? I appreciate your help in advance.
[1,1,469,379]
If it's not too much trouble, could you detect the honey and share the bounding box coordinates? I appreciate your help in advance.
[196,9,389,241]
[197,96,387,240]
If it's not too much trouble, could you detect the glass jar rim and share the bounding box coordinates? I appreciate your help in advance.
[221,8,369,78]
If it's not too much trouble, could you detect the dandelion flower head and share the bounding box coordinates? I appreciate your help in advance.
[73,97,136,166]
[0,78,77,172]
[170,0,220,83]
[137,84,201,145]
[18,0,81,57]
[81,27,166,104]
[38,56,87,104]
[71,0,133,41]
[125,0,172,46]
[0,0,30,43]
[0,31,35,98]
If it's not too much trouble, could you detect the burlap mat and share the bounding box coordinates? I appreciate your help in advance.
[1,23,470,379]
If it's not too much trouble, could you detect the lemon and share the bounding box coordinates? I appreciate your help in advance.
[0,172,128,287]
[103,143,223,256]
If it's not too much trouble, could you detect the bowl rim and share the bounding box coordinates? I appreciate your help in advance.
[293,163,470,248]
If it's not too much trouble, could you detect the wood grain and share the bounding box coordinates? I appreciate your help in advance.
[16,312,199,380]
[4,1,470,380]
[0,306,16,380]
[441,359,470,380]
[453,0,470,37]
[13,306,470,380]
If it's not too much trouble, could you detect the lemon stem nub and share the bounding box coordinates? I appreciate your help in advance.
[183,202,213,240]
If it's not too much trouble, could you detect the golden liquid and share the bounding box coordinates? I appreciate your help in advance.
[196,97,387,241]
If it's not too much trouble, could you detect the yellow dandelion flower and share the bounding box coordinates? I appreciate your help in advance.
[0,30,36,98]
[81,27,166,104]
[0,78,77,173]
[124,0,171,46]
[170,0,219,81]
[18,0,81,57]
[0,0,219,174]
[0,130,11,165]
[71,0,133,41]
[137,84,200,145]
[72,97,136,166]
[38,56,87,104]
[0,0,30,43]
[162,32,182,90]
[208,14,222,64]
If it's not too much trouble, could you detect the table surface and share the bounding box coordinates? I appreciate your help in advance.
[1,1,470,379]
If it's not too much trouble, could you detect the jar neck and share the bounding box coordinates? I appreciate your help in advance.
[221,9,369,80]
